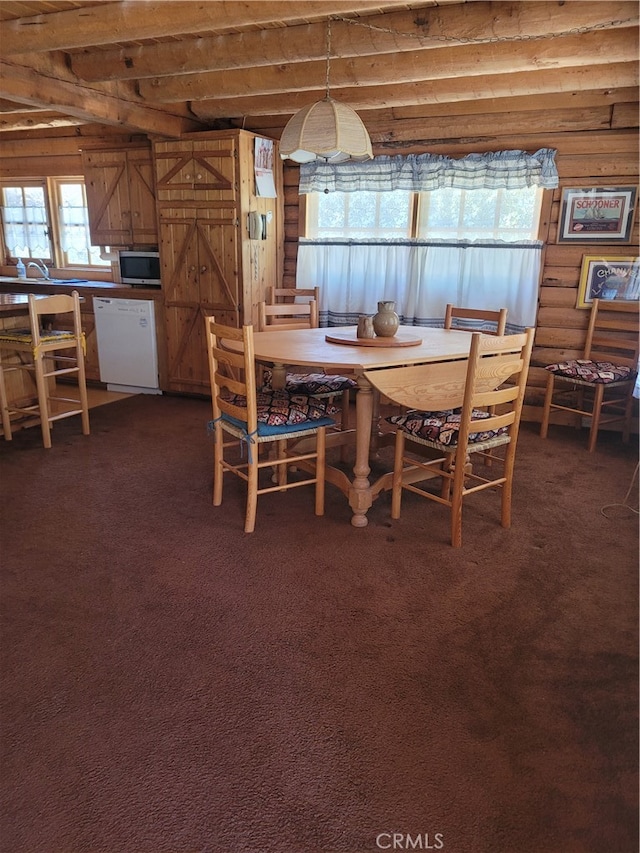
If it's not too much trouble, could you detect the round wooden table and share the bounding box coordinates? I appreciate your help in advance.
[225,325,473,527]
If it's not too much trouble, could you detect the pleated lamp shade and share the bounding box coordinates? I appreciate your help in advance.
[280,97,373,163]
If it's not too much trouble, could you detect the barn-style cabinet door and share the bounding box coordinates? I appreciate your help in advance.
[81,144,158,247]
[159,210,239,393]
[154,130,283,395]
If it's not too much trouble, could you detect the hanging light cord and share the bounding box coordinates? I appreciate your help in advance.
[325,20,332,99]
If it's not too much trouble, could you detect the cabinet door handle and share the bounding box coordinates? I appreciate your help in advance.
[196,173,203,180]
[200,265,207,274]
[185,173,191,180]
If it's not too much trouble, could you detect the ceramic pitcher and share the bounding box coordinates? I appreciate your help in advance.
[372,301,399,337]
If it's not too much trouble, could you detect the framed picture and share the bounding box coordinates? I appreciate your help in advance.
[557,186,637,243]
[576,255,640,308]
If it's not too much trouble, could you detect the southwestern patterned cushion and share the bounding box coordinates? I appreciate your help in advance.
[262,369,356,395]
[224,389,338,427]
[387,408,508,446]
[545,359,635,384]
[284,372,357,394]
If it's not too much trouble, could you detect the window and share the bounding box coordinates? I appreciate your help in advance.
[416,186,542,241]
[306,190,413,239]
[306,186,542,242]
[1,178,110,269]
[1,181,52,263]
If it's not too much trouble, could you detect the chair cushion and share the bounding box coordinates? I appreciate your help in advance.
[387,408,508,446]
[0,329,76,344]
[284,372,357,394]
[262,369,356,395]
[225,389,338,427]
[545,359,635,384]
[223,414,336,437]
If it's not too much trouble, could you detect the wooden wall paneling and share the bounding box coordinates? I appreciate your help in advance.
[556,153,639,177]
[538,286,579,308]
[0,155,82,178]
[612,102,640,128]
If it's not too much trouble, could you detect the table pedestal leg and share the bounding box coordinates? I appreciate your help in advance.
[271,362,286,390]
[349,375,374,527]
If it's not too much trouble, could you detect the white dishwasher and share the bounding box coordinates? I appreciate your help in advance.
[93,297,161,394]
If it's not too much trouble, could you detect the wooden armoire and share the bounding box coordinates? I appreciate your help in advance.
[153,129,284,395]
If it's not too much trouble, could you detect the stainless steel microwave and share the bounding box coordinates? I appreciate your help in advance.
[118,251,161,287]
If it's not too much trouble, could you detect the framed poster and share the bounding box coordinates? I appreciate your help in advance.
[576,255,640,308]
[557,186,637,243]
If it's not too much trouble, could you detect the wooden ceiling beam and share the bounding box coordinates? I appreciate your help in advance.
[190,63,639,119]
[366,106,620,143]
[141,30,637,103]
[0,111,87,131]
[0,98,44,113]
[0,0,416,54]
[0,60,206,137]
[66,1,638,83]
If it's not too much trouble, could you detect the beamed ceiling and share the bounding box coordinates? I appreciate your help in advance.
[0,0,637,142]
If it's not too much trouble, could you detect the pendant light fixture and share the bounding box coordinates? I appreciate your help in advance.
[280,19,373,164]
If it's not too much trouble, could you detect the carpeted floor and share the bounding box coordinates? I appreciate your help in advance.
[1,394,638,853]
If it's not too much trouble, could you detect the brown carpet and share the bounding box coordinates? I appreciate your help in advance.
[1,394,638,853]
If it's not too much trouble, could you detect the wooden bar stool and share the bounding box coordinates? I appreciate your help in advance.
[0,291,90,449]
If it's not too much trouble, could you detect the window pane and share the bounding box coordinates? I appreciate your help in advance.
[55,180,110,267]
[314,190,411,238]
[417,186,541,241]
[1,184,51,261]
[498,185,539,231]
[461,188,497,229]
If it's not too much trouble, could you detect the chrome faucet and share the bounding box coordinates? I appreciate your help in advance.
[27,260,50,280]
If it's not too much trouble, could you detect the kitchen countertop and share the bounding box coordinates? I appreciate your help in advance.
[0,277,162,297]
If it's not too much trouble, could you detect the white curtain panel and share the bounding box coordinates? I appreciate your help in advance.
[296,149,556,331]
[296,239,542,332]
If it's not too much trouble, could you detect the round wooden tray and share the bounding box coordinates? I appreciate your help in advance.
[325,331,422,348]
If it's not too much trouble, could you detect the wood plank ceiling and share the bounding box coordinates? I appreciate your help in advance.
[0,0,637,142]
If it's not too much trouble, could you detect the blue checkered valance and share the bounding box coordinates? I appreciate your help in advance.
[299,148,558,194]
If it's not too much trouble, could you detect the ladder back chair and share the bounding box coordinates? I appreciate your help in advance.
[0,291,90,449]
[266,286,320,307]
[204,316,336,534]
[258,299,356,433]
[365,328,534,547]
[443,305,509,444]
[540,299,639,452]
[258,300,319,330]
[444,304,508,335]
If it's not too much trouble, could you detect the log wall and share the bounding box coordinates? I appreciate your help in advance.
[264,121,640,420]
[1,111,638,420]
